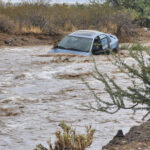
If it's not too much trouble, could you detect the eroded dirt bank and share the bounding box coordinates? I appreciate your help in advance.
[0,32,63,47]
[0,29,150,47]
[0,46,147,150]
[103,119,150,150]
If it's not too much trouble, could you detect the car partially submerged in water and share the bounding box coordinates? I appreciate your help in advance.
[49,30,119,56]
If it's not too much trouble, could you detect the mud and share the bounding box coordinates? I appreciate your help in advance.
[0,46,147,150]
[0,33,63,47]
[103,120,150,150]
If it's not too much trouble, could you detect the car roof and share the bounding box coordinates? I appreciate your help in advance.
[69,30,105,39]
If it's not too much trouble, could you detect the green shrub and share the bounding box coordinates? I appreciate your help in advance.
[34,122,95,150]
[119,44,130,50]
[120,43,148,51]
[85,43,150,120]
[130,43,148,51]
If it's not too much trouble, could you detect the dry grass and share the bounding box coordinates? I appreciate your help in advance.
[0,1,136,41]
[64,22,77,32]
[34,121,95,150]
[21,26,42,33]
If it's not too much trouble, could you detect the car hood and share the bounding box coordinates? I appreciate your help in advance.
[49,48,90,56]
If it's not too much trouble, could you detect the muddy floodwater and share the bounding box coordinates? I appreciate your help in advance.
[0,46,146,150]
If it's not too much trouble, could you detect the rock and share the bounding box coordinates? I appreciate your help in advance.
[21,37,28,41]
[115,130,124,138]
[103,120,150,150]
[102,130,125,149]
[4,39,13,45]
[143,27,148,32]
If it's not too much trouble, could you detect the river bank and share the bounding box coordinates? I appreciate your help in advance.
[0,32,63,47]
[103,119,150,150]
[0,28,150,47]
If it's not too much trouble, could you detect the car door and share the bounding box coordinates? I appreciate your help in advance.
[91,36,103,55]
[99,35,109,50]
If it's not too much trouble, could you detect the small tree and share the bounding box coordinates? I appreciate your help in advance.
[85,44,150,120]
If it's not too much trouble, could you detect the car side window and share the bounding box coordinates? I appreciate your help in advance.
[99,35,109,50]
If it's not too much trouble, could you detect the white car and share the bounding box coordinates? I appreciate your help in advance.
[49,30,119,56]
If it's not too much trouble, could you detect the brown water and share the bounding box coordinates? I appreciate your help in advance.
[0,46,146,150]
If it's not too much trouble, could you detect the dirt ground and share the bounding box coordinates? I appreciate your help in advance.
[0,32,63,47]
[103,119,150,150]
[0,28,150,47]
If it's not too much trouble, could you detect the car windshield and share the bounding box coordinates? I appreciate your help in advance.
[57,36,93,52]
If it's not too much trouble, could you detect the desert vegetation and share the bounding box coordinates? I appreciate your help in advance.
[85,43,150,120]
[107,0,150,27]
[0,0,148,41]
[34,122,95,150]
